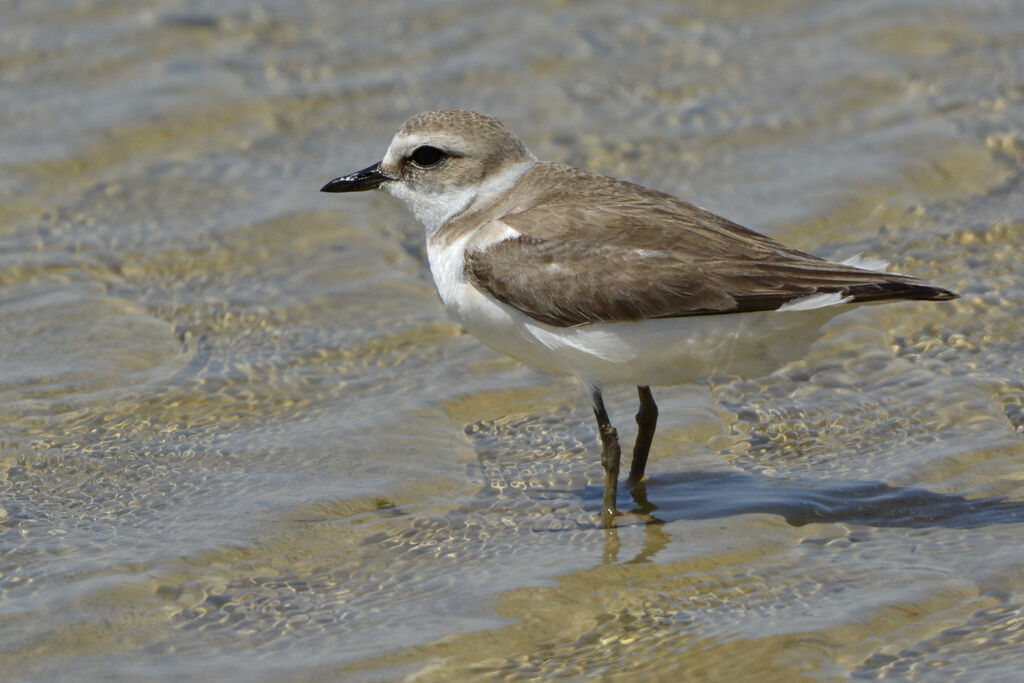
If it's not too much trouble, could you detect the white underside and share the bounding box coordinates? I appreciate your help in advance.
[428,232,863,389]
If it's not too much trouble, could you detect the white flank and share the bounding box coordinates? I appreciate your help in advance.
[524,322,635,364]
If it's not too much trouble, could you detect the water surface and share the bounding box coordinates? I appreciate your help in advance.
[2,0,1023,680]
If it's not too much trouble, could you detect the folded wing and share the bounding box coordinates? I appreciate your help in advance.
[463,165,956,328]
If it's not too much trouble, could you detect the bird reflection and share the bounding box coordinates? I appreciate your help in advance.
[590,467,1024,564]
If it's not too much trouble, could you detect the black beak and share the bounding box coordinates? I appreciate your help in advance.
[320,162,391,193]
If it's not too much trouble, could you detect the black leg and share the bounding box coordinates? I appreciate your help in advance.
[590,386,620,527]
[629,385,658,484]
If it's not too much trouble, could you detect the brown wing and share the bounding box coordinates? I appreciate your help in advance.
[465,235,952,327]
[462,164,956,328]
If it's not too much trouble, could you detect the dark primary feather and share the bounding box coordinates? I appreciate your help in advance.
[463,163,957,328]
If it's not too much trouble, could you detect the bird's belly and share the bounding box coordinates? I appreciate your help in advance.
[448,283,847,387]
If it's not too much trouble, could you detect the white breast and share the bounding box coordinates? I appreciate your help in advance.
[427,224,522,326]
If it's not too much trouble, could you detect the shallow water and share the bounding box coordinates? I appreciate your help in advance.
[2,0,1023,680]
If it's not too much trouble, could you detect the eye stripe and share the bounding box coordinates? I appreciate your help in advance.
[410,145,445,167]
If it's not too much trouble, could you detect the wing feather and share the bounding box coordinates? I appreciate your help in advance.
[461,164,955,328]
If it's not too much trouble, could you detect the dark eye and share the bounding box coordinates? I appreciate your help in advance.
[410,146,445,167]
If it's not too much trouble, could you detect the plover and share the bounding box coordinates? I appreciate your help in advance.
[322,110,957,527]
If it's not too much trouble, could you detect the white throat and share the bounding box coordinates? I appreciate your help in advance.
[384,160,536,236]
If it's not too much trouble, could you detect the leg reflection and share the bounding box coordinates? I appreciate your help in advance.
[600,479,672,564]
[628,480,671,563]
